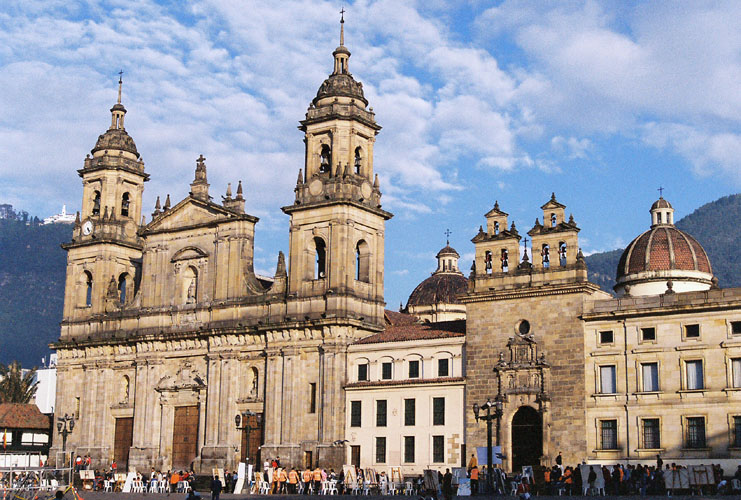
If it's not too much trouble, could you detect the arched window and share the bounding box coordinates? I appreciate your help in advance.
[354,147,362,175]
[559,242,567,267]
[494,221,500,235]
[355,239,370,282]
[541,244,550,268]
[121,192,130,217]
[501,248,509,272]
[319,145,331,174]
[118,273,129,305]
[183,266,198,304]
[82,271,93,307]
[484,251,493,273]
[550,213,557,227]
[314,237,327,279]
[92,191,101,216]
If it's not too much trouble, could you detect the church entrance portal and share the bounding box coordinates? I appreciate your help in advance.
[172,405,199,469]
[511,406,542,472]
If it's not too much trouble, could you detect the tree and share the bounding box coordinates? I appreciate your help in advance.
[0,361,39,403]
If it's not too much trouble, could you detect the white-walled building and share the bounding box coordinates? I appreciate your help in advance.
[345,312,466,475]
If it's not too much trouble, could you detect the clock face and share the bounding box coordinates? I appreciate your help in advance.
[82,221,93,235]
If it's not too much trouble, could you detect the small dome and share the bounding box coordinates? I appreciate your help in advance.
[651,197,673,210]
[436,245,460,258]
[91,128,140,158]
[407,273,468,307]
[615,198,713,296]
[313,73,367,106]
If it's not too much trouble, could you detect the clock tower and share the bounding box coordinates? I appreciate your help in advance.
[61,76,149,322]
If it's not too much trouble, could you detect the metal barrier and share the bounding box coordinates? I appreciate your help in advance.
[0,466,74,500]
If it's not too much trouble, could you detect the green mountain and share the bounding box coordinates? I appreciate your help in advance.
[586,193,741,294]
[0,219,70,366]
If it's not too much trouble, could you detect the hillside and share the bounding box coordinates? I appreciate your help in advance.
[0,219,70,366]
[586,194,741,293]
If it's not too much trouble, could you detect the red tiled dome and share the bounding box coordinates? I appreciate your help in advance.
[617,226,712,279]
[407,273,468,307]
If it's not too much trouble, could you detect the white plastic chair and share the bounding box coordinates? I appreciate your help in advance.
[259,480,270,495]
[362,480,371,495]
[132,480,145,493]
[148,480,159,493]
[404,482,414,496]
[350,479,361,495]
[327,480,338,495]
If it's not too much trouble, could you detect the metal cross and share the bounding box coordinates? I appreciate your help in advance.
[118,69,123,83]
[444,228,451,244]
[523,237,529,249]
[658,186,664,197]
[197,154,206,164]
[340,7,345,22]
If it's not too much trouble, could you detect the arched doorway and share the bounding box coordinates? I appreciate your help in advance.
[511,406,542,472]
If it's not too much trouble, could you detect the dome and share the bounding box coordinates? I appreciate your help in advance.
[436,245,460,258]
[313,73,367,106]
[615,198,713,296]
[407,273,468,307]
[91,128,140,158]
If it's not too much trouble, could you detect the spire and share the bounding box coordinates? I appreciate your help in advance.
[236,180,244,201]
[164,194,171,210]
[373,173,379,189]
[154,196,161,211]
[332,10,351,76]
[117,70,123,104]
[297,168,303,185]
[225,182,233,199]
[110,70,126,130]
[340,7,345,46]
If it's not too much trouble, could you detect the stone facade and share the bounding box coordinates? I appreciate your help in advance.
[52,24,391,473]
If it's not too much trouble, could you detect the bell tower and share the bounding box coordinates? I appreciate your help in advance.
[282,16,392,327]
[61,75,149,326]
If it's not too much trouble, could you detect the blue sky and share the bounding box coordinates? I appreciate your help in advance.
[1,1,739,308]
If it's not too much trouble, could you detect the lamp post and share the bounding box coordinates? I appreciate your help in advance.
[56,413,75,453]
[235,411,261,464]
[472,398,504,493]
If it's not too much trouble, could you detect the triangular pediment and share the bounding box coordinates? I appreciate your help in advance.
[144,197,251,233]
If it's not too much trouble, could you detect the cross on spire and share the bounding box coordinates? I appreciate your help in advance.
[523,237,529,249]
[117,69,124,104]
[658,186,664,198]
[339,7,345,45]
[444,228,451,245]
[340,6,345,22]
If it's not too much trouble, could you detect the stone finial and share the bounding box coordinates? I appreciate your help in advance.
[665,280,675,294]
[225,183,232,199]
[373,173,379,189]
[344,162,351,177]
[275,251,287,276]
[510,221,517,234]
[569,213,575,225]
[478,225,484,234]
[102,206,109,220]
[74,211,80,227]
[164,194,171,210]
[494,200,500,211]
[236,180,244,201]
[297,169,303,185]
[141,215,146,225]
[711,276,720,289]
[534,217,541,227]
[190,154,210,201]
[551,192,557,202]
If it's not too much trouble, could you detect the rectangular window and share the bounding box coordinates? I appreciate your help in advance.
[375,436,386,463]
[600,420,618,450]
[404,398,416,426]
[21,432,49,446]
[381,362,392,380]
[684,324,700,338]
[641,363,659,392]
[376,399,387,427]
[433,397,445,425]
[733,358,741,388]
[642,419,660,449]
[432,435,445,463]
[438,358,449,377]
[686,417,706,448]
[641,327,656,342]
[404,436,415,463]
[685,360,704,390]
[409,360,420,379]
[599,365,617,394]
[732,321,741,336]
[350,401,362,427]
[733,416,741,448]
[309,383,317,413]
[599,330,614,344]
[358,363,368,381]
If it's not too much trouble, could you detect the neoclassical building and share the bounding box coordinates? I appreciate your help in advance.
[53,20,392,472]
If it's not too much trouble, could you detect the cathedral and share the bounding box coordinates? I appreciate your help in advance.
[52,20,741,475]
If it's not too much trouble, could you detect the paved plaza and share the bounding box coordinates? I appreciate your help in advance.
[74,494,723,500]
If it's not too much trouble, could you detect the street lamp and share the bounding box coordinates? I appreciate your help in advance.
[56,414,75,453]
[472,398,504,493]
[235,411,261,464]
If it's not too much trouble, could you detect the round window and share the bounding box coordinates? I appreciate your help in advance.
[518,320,530,335]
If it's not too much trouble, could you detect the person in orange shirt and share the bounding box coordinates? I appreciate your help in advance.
[562,467,573,496]
[288,468,299,494]
[279,468,288,494]
[544,467,552,495]
[312,468,322,494]
[470,466,479,495]
[302,468,312,495]
[170,471,180,492]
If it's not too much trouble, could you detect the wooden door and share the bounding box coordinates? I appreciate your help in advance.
[351,446,360,467]
[113,418,134,469]
[239,413,262,465]
[172,406,199,469]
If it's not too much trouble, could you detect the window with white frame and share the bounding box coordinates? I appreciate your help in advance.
[357,363,368,382]
[438,358,449,377]
[732,358,741,388]
[685,416,706,448]
[684,323,700,339]
[641,362,659,392]
[599,365,617,394]
[685,360,704,390]
[641,419,660,449]
[381,362,392,380]
[600,420,618,449]
[408,360,420,379]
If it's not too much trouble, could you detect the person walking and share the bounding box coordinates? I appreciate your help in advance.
[470,466,479,495]
[443,468,453,500]
[210,474,222,500]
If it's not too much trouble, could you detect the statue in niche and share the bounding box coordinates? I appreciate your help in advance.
[186,278,196,304]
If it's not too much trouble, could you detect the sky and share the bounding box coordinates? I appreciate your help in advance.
[1,0,739,309]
